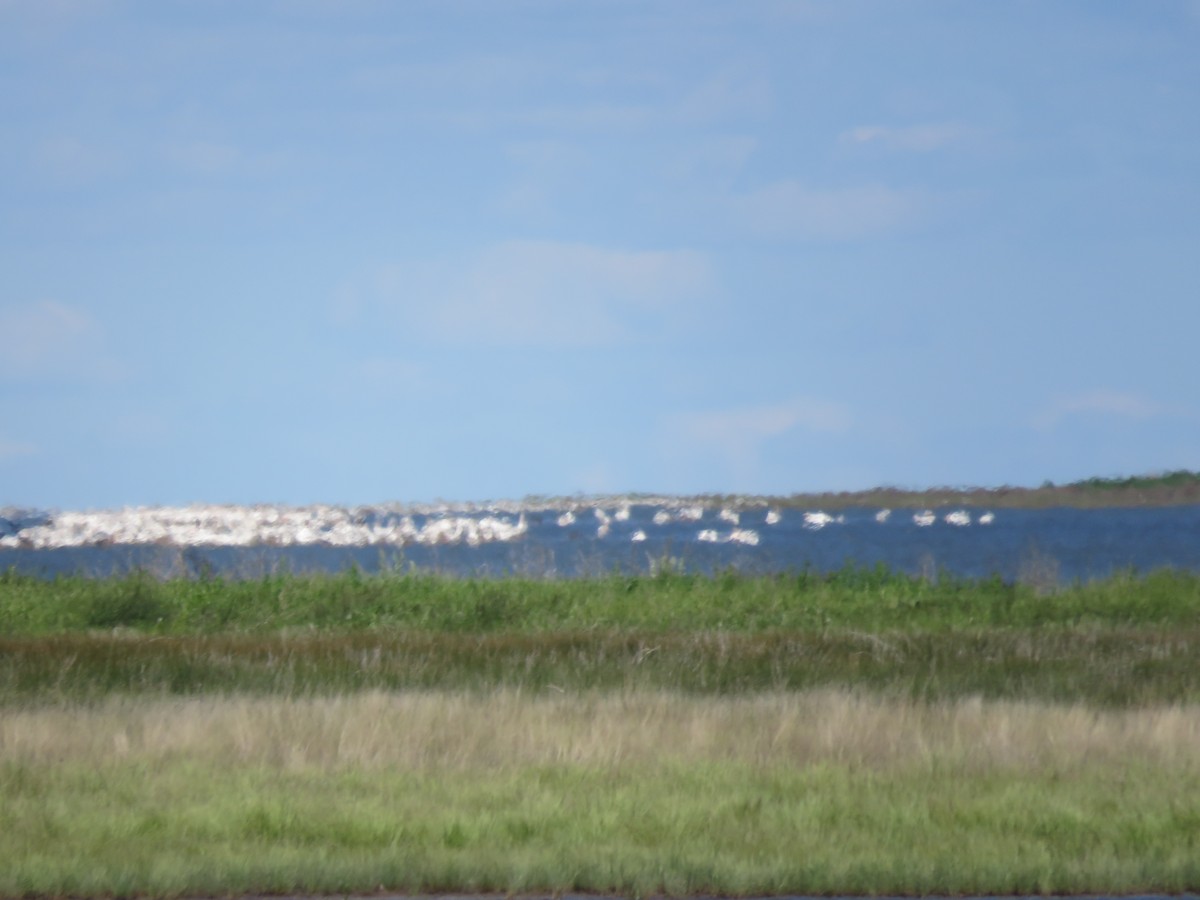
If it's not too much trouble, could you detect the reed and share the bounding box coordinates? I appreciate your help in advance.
[6,688,1199,772]
[3,626,1199,706]
[2,565,1198,635]
[2,689,1198,897]
[3,564,1199,895]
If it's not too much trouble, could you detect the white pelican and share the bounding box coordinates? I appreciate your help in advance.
[729,528,760,546]
[803,511,834,530]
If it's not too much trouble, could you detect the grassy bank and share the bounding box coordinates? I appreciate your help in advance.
[2,690,1199,897]
[2,567,1199,895]
[748,468,1200,509]
[4,567,1198,706]
[4,627,1199,706]
[4,565,1199,635]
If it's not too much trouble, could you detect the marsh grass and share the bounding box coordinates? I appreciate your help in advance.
[3,565,1200,895]
[3,565,1199,635]
[2,690,1199,897]
[5,688,1199,772]
[4,626,1199,705]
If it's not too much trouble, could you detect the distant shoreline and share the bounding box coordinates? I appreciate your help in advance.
[638,470,1200,511]
[5,471,1200,518]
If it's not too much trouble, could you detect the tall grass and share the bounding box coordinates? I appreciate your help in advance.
[6,689,1199,772]
[3,565,1198,635]
[2,690,1199,897]
[4,565,1199,895]
[4,627,1199,706]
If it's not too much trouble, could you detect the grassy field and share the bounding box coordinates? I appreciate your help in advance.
[4,564,1199,635]
[2,566,1199,896]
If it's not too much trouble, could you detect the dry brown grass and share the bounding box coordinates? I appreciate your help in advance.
[5,689,1199,774]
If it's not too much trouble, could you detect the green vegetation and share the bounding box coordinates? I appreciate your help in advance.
[4,564,1200,636]
[1067,468,1200,493]
[4,626,1199,708]
[4,751,1198,897]
[2,566,1199,896]
[735,467,1200,509]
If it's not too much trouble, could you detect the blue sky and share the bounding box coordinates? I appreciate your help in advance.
[3,0,1199,509]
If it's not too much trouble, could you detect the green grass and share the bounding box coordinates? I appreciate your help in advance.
[3,754,1198,896]
[3,566,1200,895]
[4,626,1199,706]
[4,566,1198,707]
[3,690,1199,897]
[4,564,1199,635]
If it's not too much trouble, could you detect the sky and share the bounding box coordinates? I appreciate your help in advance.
[2,0,1199,509]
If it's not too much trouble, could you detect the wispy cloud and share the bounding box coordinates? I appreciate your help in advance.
[325,356,436,402]
[0,0,116,29]
[447,103,656,133]
[731,179,928,240]
[1032,390,1169,429]
[672,135,759,182]
[0,437,37,463]
[838,122,979,152]
[161,140,241,176]
[674,398,852,443]
[355,240,714,347]
[33,136,124,185]
[664,397,852,486]
[677,66,770,124]
[494,140,591,221]
[0,300,124,383]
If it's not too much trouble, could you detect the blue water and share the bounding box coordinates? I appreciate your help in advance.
[4,503,1200,583]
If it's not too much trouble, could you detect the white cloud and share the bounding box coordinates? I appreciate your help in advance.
[162,141,241,175]
[1032,390,1168,429]
[673,398,852,444]
[0,300,124,382]
[677,67,771,124]
[673,135,759,180]
[766,0,843,23]
[731,179,927,240]
[348,54,543,98]
[361,241,714,347]
[448,103,655,133]
[494,140,591,221]
[328,357,440,401]
[0,0,116,28]
[503,140,586,170]
[839,122,978,152]
[663,397,852,489]
[0,438,37,462]
[34,136,124,184]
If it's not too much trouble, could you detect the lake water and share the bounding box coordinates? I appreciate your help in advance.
[4,500,1200,583]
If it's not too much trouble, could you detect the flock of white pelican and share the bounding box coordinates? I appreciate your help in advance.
[0,500,994,550]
